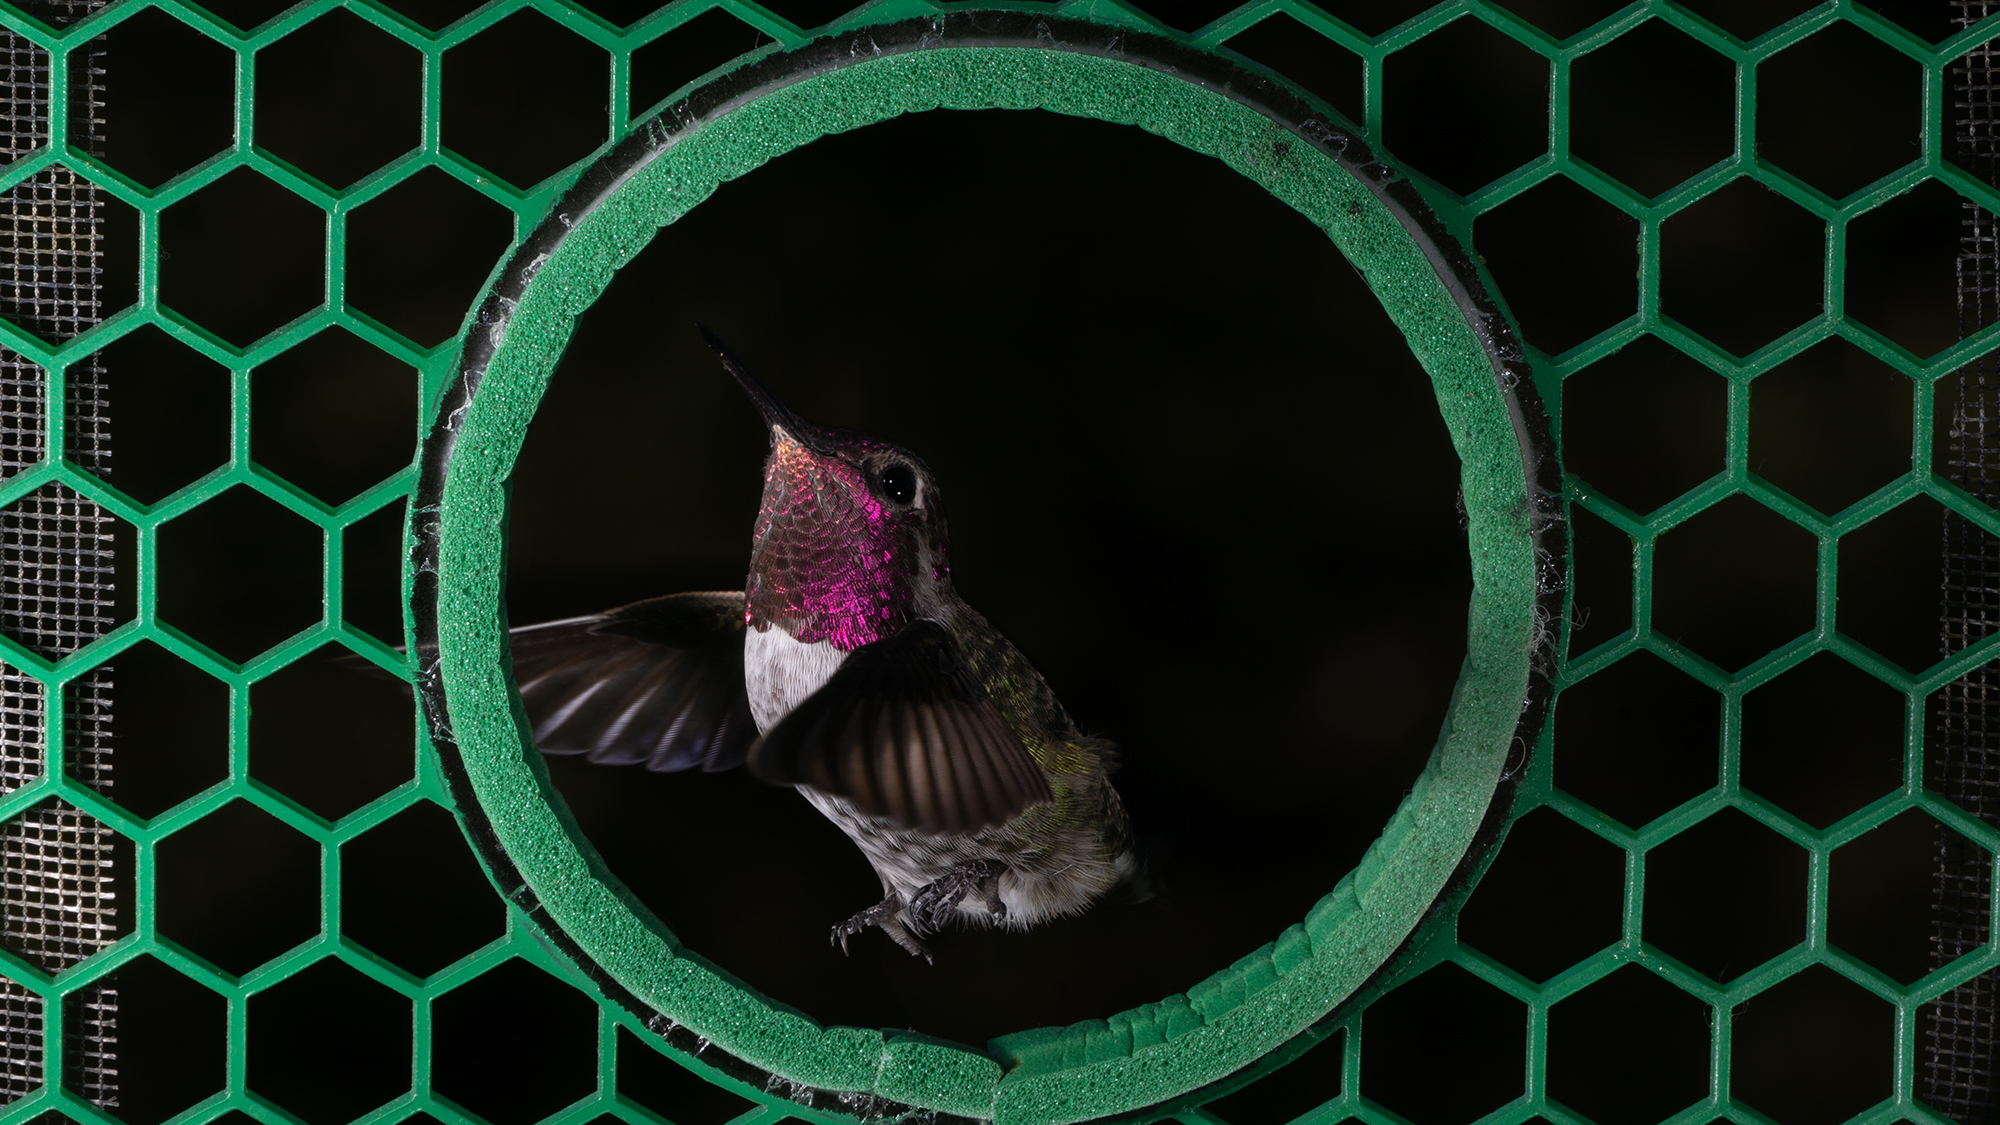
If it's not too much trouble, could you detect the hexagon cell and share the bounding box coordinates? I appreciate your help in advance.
[1555,651,1719,828]
[1660,178,1823,356]
[155,485,322,664]
[1571,20,1733,199]
[254,10,421,189]
[1756,22,1921,200]
[1382,17,1547,197]
[1652,494,1817,671]
[81,326,230,505]
[1458,808,1624,981]
[344,170,516,348]
[155,800,321,975]
[431,959,598,1125]
[1830,811,1991,985]
[1360,963,1525,1124]
[1644,808,1807,983]
[250,327,419,502]
[1740,654,1903,830]
[247,957,413,1124]
[1547,966,1710,1125]
[0,174,139,336]
[76,956,226,1122]
[249,645,415,821]
[1562,336,1726,515]
[440,11,609,189]
[86,641,228,819]
[341,800,506,976]
[0,799,132,963]
[159,168,324,347]
[0,483,133,649]
[1846,180,1982,358]
[1748,339,1912,516]
[1475,174,1636,356]
[1839,496,1967,672]
[1732,965,1894,1125]
[85,8,233,187]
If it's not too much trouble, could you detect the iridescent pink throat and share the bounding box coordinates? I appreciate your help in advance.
[744,438,917,651]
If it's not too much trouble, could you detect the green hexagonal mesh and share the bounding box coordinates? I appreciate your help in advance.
[0,1,1996,1124]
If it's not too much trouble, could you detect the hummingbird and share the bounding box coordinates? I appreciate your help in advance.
[506,329,1141,960]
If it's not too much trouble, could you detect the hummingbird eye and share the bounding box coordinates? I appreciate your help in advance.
[877,463,917,506]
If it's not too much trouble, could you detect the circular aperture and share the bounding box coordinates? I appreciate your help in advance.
[411,16,1561,1125]
[508,107,1474,1044]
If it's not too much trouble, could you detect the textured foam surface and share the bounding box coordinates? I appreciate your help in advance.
[417,22,1551,1125]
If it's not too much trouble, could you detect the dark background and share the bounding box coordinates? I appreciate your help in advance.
[505,108,1467,1042]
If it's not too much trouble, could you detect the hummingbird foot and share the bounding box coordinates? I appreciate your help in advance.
[831,895,932,963]
[908,858,1009,934]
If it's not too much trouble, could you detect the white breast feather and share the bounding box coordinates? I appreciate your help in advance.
[743,625,846,734]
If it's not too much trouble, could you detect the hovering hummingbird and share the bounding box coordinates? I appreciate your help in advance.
[506,329,1141,960]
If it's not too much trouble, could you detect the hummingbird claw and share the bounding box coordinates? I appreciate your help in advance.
[909,858,1010,933]
[831,894,932,961]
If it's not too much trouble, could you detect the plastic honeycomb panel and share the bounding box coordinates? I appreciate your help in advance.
[0,2,1993,1125]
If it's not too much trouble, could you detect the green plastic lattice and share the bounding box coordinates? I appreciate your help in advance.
[0,2,1994,1125]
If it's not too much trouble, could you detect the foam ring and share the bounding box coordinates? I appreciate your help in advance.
[410,13,1565,1124]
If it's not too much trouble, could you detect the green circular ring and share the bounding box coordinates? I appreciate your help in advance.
[412,16,1559,1125]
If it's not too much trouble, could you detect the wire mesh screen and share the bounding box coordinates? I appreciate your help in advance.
[0,0,114,1108]
[1935,4,2000,1119]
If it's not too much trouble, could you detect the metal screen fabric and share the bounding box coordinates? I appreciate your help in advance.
[0,0,114,1107]
[1938,4,2000,1121]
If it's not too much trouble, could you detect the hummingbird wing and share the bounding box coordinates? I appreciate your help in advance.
[748,620,1055,834]
[509,591,756,773]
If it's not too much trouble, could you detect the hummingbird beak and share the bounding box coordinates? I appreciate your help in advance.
[699,325,819,449]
